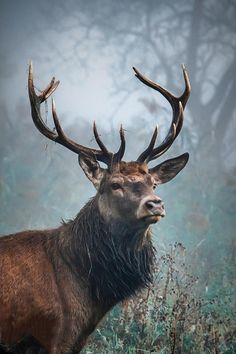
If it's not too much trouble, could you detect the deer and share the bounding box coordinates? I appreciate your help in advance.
[0,63,191,354]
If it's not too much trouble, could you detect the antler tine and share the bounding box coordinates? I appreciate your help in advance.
[92,121,114,165]
[137,126,158,163]
[113,125,126,163]
[28,63,113,165]
[93,122,110,155]
[179,64,191,109]
[147,102,183,162]
[28,62,59,140]
[29,62,60,104]
[93,122,126,164]
[133,65,190,110]
[134,66,190,163]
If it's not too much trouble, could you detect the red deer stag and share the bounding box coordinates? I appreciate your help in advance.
[0,63,191,354]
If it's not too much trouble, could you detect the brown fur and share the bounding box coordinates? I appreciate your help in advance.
[0,228,101,353]
[0,164,158,354]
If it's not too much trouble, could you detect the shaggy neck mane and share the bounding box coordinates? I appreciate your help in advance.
[60,197,155,305]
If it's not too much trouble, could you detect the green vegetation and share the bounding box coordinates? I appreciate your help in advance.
[82,243,236,354]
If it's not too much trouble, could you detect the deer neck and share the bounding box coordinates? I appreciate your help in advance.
[60,196,155,305]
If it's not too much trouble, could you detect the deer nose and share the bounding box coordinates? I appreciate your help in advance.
[145,198,165,215]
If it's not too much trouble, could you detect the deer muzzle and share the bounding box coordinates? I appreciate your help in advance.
[137,196,165,223]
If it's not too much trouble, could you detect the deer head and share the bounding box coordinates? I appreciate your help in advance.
[28,63,190,227]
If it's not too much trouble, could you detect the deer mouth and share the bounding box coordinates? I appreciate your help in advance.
[143,211,166,224]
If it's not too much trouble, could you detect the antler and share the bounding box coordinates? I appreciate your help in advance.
[28,62,125,167]
[133,65,191,163]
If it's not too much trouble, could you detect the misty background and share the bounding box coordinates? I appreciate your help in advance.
[0,0,236,351]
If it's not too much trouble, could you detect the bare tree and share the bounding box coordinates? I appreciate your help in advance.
[38,0,236,175]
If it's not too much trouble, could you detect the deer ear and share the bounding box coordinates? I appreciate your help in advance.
[78,153,106,190]
[149,153,189,184]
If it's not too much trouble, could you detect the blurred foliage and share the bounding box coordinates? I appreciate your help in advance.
[81,244,236,354]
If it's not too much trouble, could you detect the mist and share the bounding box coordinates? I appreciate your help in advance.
[0,0,235,352]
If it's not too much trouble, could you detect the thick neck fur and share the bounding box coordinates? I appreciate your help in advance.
[60,196,155,306]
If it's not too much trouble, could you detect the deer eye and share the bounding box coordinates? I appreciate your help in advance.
[111,183,122,190]
[153,183,157,190]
